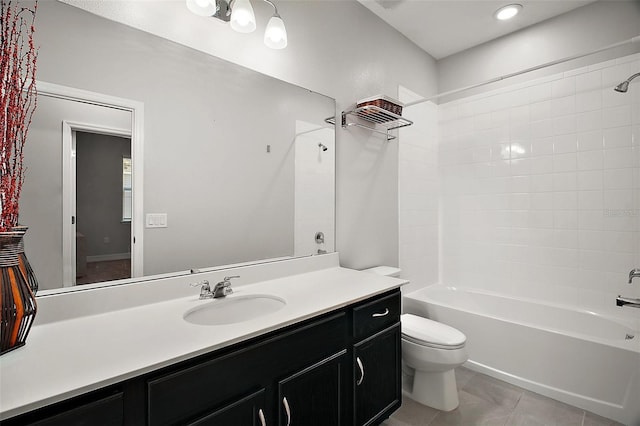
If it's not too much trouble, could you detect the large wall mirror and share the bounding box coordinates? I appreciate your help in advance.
[23,1,336,293]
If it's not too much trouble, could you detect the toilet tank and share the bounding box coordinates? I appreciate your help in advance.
[361,266,402,278]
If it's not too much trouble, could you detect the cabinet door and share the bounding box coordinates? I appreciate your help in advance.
[187,389,267,426]
[278,350,346,426]
[23,393,123,426]
[354,325,401,426]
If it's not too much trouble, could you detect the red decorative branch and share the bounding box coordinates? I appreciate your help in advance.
[0,0,37,232]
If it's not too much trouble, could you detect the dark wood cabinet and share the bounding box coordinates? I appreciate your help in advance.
[278,350,346,426]
[187,389,266,426]
[4,289,402,426]
[354,326,402,426]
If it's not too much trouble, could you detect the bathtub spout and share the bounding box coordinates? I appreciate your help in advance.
[629,268,640,284]
[616,295,640,308]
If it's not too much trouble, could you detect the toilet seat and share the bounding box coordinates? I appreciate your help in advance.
[401,314,466,350]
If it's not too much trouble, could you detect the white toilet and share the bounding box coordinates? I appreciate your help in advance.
[401,313,467,411]
[362,266,468,411]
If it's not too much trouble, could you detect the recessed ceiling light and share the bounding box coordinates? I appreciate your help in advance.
[494,4,522,21]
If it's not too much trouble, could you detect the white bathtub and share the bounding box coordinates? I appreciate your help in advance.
[403,285,640,425]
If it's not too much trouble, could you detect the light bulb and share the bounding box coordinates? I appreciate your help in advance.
[230,0,256,33]
[186,0,217,16]
[264,15,287,49]
[494,4,522,20]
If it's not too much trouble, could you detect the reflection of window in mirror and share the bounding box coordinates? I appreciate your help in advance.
[122,157,132,222]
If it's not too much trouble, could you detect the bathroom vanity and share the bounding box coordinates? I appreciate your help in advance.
[0,255,405,426]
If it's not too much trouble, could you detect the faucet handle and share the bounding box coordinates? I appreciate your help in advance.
[629,269,640,284]
[190,279,210,288]
[223,275,240,282]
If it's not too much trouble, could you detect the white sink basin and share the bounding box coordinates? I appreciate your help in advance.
[184,295,286,326]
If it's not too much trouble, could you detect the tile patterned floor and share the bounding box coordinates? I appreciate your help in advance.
[383,367,624,426]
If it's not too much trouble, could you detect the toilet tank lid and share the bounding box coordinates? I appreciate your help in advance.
[401,314,466,347]
[361,266,401,277]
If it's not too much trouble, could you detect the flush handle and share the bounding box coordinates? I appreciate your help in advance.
[372,308,389,318]
[356,356,365,386]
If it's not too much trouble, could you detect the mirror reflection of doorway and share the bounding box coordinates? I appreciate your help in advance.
[74,131,132,285]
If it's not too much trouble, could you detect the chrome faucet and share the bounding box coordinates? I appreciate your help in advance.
[191,280,213,300]
[212,276,240,298]
[616,295,640,308]
[629,269,640,284]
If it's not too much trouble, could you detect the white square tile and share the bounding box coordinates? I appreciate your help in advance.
[603,126,632,149]
[553,172,577,191]
[474,112,493,131]
[509,105,530,125]
[577,130,603,151]
[531,173,554,192]
[551,95,575,116]
[491,109,510,128]
[510,158,532,176]
[553,115,577,135]
[602,86,631,108]
[578,190,603,210]
[578,230,604,250]
[553,153,577,172]
[553,134,577,153]
[530,100,551,122]
[552,77,575,98]
[603,168,633,189]
[604,189,634,210]
[554,210,578,229]
[604,147,634,169]
[554,191,578,210]
[510,142,530,159]
[575,90,601,113]
[530,156,554,175]
[510,124,530,141]
[531,137,554,157]
[576,110,602,132]
[575,70,601,92]
[578,210,604,230]
[602,105,632,128]
[577,150,603,170]
[530,192,553,210]
[529,210,554,228]
[529,82,552,103]
[511,175,530,192]
[577,170,603,190]
[604,231,636,253]
[509,193,530,210]
[530,119,554,138]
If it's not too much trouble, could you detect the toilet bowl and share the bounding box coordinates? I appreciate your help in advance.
[361,266,468,411]
[401,313,467,411]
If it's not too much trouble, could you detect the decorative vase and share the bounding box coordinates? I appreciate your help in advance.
[0,229,37,355]
[13,226,38,294]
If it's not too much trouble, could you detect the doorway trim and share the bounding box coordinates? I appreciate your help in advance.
[38,81,144,286]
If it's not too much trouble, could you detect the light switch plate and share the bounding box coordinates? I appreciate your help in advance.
[146,213,168,228]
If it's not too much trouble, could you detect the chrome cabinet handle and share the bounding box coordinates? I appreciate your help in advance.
[258,408,266,426]
[372,308,389,317]
[283,397,291,426]
[356,356,365,386]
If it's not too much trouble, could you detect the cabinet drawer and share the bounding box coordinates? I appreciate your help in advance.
[353,290,400,340]
[27,393,123,426]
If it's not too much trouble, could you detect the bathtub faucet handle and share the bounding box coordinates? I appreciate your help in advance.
[628,268,640,284]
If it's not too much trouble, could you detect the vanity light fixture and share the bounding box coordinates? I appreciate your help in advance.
[186,0,287,49]
[494,4,522,21]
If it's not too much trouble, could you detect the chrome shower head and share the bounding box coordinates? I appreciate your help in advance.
[614,72,640,93]
[318,143,328,152]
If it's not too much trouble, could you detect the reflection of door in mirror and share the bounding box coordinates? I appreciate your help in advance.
[21,87,140,290]
[74,131,132,285]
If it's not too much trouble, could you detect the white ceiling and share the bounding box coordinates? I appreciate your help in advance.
[357,0,598,59]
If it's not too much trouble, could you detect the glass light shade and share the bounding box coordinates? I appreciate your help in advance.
[230,0,256,33]
[494,4,522,20]
[264,15,287,49]
[186,0,217,16]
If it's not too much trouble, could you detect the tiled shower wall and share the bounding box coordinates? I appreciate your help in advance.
[399,87,439,294]
[438,53,640,314]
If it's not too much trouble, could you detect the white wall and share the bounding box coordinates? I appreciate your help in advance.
[56,0,439,271]
[438,1,640,99]
[438,53,640,316]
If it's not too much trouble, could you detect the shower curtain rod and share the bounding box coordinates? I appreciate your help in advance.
[405,35,640,108]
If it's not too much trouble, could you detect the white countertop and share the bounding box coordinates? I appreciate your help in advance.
[0,260,406,420]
